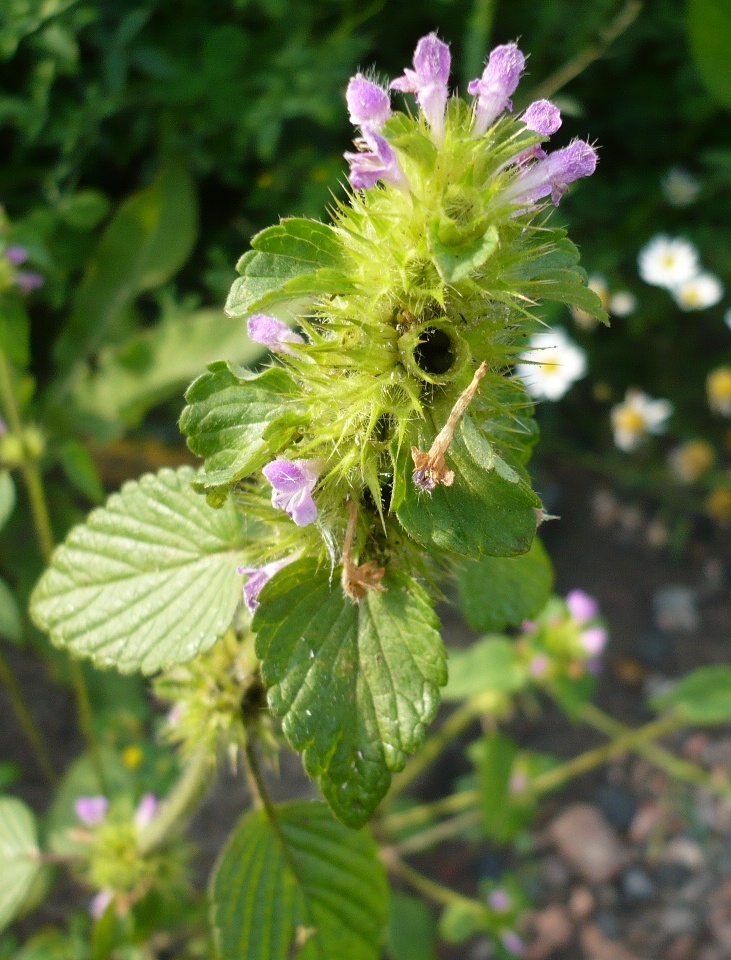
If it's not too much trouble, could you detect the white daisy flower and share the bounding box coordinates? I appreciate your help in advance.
[611,388,673,452]
[608,290,637,317]
[707,366,731,416]
[638,235,700,289]
[661,167,701,207]
[516,327,587,401]
[672,272,724,311]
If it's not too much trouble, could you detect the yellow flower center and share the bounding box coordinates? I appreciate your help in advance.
[615,408,645,433]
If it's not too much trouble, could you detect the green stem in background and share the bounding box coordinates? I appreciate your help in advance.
[523,0,643,104]
[138,745,215,856]
[386,699,484,806]
[0,644,57,785]
[384,847,489,917]
[0,347,106,791]
[243,735,283,841]
[461,0,498,89]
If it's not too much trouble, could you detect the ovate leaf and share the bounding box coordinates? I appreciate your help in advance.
[30,467,247,674]
[444,637,527,702]
[253,560,447,827]
[651,665,731,724]
[180,363,300,507]
[455,538,554,632]
[689,0,731,110]
[0,797,44,933]
[211,801,388,960]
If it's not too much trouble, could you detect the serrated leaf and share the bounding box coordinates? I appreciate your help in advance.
[651,665,731,724]
[0,472,16,532]
[0,797,44,933]
[253,560,447,827]
[428,223,499,283]
[210,801,388,960]
[443,637,527,702]
[72,309,267,440]
[522,269,608,323]
[252,219,345,266]
[54,159,198,370]
[30,467,247,674]
[180,363,300,506]
[689,0,731,110]
[455,538,554,632]
[394,415,540,559]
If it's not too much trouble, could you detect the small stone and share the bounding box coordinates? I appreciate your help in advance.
[539,854,572,892]
[634,627,676,672]
[594,911,620,939]
[659,906,699,937]
[629,801,663,844]
[652,585,699,632]
[580,924,638,960]
[666,935,697,960]
[621,866,655,901]
[526,905,572,960]
[596,784,637,832]
[661,837,706,871]
[548,803,629,884]
[568,885,595,919]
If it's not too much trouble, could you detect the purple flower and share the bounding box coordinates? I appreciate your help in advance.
[566,588,599,624]
[501,930,525,956]
[262,458,321,526]
[346,74,391,129]
[75,795,109,826]
[522,99,562,136]
[391,33,451,140]
[468,43,526,136]
[580,626,608,657]
[247,314,304,355]
[237,556,293,612]
[4,245,28,266]
[500,139,598,207]
[488,888,511,912]
[586,657,603,676]
[90,889,114,919]
[344,128,407,191]
[528,653,550,678]
[134,793,158,830]
[14,270,44,293]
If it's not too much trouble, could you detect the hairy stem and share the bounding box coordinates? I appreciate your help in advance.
[243,735,285,843]
[138,745,215,856]
[0,644,57,785]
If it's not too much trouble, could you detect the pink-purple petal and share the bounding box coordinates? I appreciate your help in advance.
[346,74,391,129]
[75,795,109,826]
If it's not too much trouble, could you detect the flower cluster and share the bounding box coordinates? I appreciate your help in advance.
[0,242,43,295]
[638,235,723,311]
[519,589,608,681]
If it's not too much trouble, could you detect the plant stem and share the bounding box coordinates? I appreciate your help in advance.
[380,789,479,836]
[138,745,215,856]
[0,347,108,791]
[384,847,488,917]
[525,0,643,104]
[0,644,57,785]
[386,700,482,805]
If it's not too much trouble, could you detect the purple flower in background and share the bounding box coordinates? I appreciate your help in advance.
[522,99,562,136]
[134,793,158,830]
[580,626,608,657]
[238,556,293,612]
[391,33,451,140]
[90,889,114,919]
[501,930,526,956]
[488,888,512,912]
[528,653,550,678]
[500,139,598,207]
[468,42,525,136]
[344,128,407,191]
[566,589,599,624]
[75,795,109,826]
[247,314,304,355]
[262,458,321,526]
[346,74,391,129]
[4,245,28,266]
[14,271,44,293]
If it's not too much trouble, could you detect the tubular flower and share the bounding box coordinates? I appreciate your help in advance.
[75,796,109,826]
[262,459,321,527]
[346,74,391,129]
[238,556,295,612]
[247,313,304,354]
[499,139,598,208]
[468,42,526,136]
[391,33,451,141]
[344,127,407,191]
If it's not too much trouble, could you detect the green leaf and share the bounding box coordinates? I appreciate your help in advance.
[225,218,353,318]
[651,665,731,724]
[0,300,30,369]
[689,0,731,110]
[71,309,267,440]
[54,159,198,369]
[455,538,554,632]
[428,223,499,283]
[386,893,437,960]
[476,733,517,844]
[30,467,247,674]
[58,441,104,503]
[253,560,447,827]
[210,800,388,960]
[0,472,16,532]
[521,269,608,323]
[0,797,44,933]
[180,363,300,507]
[394,416,540,559]
[0,579,23,645]
[443,637,527,702]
